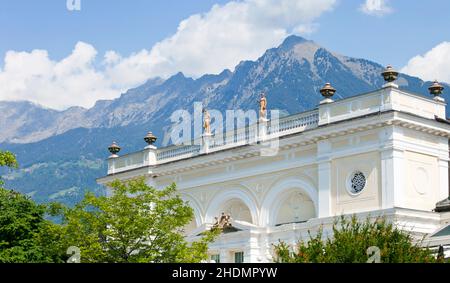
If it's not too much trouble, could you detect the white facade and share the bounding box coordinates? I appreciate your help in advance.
[98,85,450,262]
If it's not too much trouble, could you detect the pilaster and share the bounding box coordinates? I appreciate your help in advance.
[317,140,332,218]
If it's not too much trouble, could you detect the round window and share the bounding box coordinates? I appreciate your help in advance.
[348,171,366,195]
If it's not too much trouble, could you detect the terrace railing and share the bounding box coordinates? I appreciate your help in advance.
[108,109,319,174]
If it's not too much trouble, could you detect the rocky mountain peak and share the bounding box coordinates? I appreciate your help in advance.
[1,35,446,206]
[0,36,443,146]
[277,35,321,63]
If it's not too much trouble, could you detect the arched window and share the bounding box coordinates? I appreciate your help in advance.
[275,191,315,226]
[220,198,253,224]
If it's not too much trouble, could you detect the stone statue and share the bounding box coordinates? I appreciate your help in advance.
[213,213,232,229]
[259,93,267,120]
[203,108,211,135]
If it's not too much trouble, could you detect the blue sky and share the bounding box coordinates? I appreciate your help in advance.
[0,0,229,61]
[1,0,449,109]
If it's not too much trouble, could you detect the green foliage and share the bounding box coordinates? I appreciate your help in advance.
[0,187,65,263]
[273,215,441,263]
[0,150,18,188]
[0,150,217,263]
[0,151,18,169]
[54,178,218,263]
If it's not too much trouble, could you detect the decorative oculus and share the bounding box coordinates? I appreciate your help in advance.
[348,171,366,195]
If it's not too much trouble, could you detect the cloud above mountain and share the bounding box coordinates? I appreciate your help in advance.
[0,0,336,110]
[140,0,337,77]
[0,42,120,111]
[401,42,450,84]
[359,0,393,16]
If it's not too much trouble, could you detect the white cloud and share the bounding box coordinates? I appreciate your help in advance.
[0,42,120,110]
[360,0,393,16]
[0,0,336,110]
[401,42,450,84]
[144,0,336,77]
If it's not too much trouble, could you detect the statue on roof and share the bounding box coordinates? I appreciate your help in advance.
[203,108,211,136]
[259,92,267,121]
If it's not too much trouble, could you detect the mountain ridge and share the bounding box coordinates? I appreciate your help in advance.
[0,35,445,144]
[1,35,448,206]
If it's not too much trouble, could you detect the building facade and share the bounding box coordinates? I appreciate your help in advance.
[98,68,450,263]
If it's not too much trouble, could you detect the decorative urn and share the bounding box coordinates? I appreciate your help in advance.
[108,141,121,158]
[320,83,336,104]
[381,65,399,83]
[144,132,157,147]
[429,80,445,101]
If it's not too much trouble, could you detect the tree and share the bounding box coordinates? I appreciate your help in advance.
[0,188,66,263]
[0,150,18,169]
[0,150,217,263]
[0,150,64,263]
[54,177,218,263]
[273,215,442,263]
[0,150,17,189]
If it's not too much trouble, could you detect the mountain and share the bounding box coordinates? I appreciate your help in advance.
[1,35,448,206]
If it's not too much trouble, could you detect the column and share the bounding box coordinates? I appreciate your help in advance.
[245,234,262,263]
[318,161,332,218]
[380,126,405,209]
[318,104,331,126]
[381,149,406,209]
[219,249,232,263]
[437,137,450,201]
[258,119,268,140]
[143,145,157,166]
[201,134,212,154]
[439,159,449,200]
[317,140,332,218]
[259,234,272,263]
[107,158,116,175]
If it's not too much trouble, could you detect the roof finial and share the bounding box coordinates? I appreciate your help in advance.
[381,65,399,88]
[144,132,157,149]
[429,80,445,102]
[320,82,336,104]
[108,141,121,158]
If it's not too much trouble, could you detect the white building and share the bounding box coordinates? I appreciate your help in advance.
[98,67,450,263]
